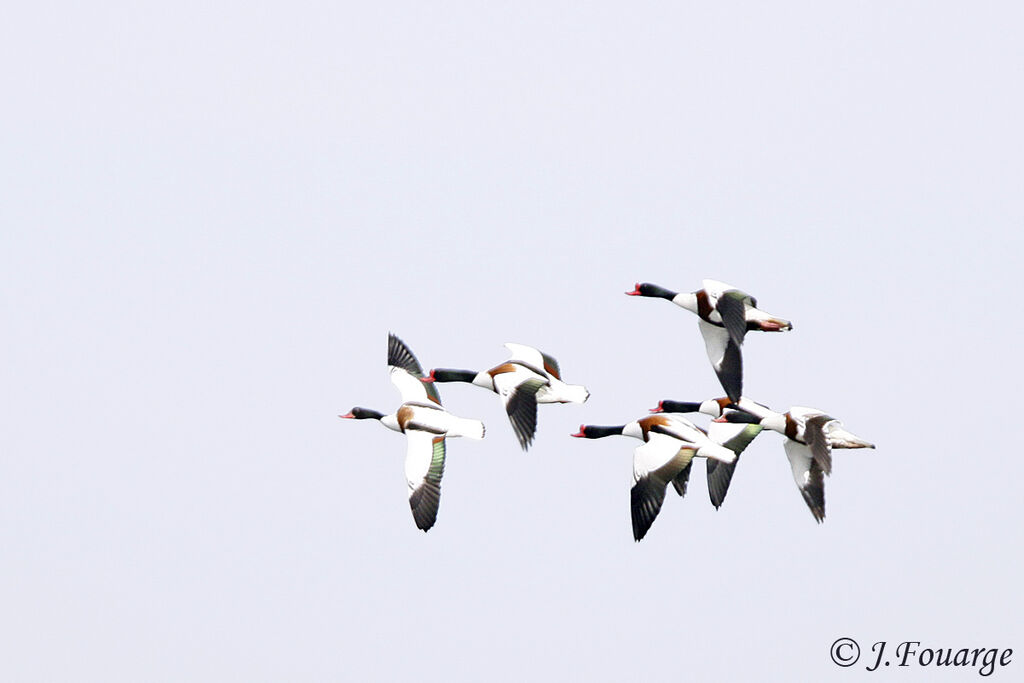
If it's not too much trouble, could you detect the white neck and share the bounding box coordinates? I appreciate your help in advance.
[699,399,724,417]
[671,291,699,314]
[761,413,786,434]
[622,422,643,440]
[381,414,401,432]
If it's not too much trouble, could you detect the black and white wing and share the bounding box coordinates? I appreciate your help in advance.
[388,333,442,405]
[404,431,446,531]
[698,319,743,404]
[784,440,826,523]
[704,422,764,509]
[388,333,424,375]
[631,434,697,541]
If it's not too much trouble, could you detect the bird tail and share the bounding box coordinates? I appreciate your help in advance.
[539,383,590,404]
[749,308,793,331]
[827,425,874,449]
[451,417,485,440]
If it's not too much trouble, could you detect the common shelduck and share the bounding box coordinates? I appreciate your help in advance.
[340,333,485,532]
[715,397,875,522]
[626,280,792,403]
[425,343,589,450]
[570,414,755,541]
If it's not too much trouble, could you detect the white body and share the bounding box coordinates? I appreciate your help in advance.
[389,367,485,439]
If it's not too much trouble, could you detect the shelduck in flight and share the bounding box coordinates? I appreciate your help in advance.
[426,343,588,450]
[626,279,792,403]
[714,397,875,523]
[340,333,485,532]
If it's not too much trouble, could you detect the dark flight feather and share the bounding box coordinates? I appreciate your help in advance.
[803,414,835,476]
[716,291,749,348]
[506,378,545,450]
[408,437,446,531]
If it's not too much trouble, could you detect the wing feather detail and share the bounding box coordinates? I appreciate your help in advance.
[716,290,749,347]
[706,458,738,510]
[784,440,825,523]
[631,476,667,541]
[388,333,424,375]
[803,414,834,475]
[405,433,446,531]
[504,378,545,450]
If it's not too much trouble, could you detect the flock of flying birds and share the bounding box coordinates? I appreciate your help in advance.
[340,279,875,541]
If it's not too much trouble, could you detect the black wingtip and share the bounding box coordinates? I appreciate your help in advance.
[388,333,425,376]
[630,477,666,542]
[707,458,740,510]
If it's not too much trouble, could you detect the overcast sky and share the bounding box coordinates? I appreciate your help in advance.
[2,2,1022,681]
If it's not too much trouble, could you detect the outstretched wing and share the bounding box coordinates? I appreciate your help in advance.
[503,378,545,450]
[698,319,743,404]
[784,440,826,523]
[631,476,668,543]
[716,290,750,347]
[388,333,423,375]
[405,432,446,531]
[390,367,442,405]
[705,458,737,510]
[631,435,696,541]
[703,422,763,508]
[387,333,441,405]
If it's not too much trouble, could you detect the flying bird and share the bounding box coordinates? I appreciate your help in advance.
[715,397,875,522]
[426,343,588,450]
[340,333,485,532]
[626,279,792,402]
[570,414,754,541]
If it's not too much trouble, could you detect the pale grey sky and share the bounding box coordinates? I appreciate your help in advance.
[2,2,1022,681]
